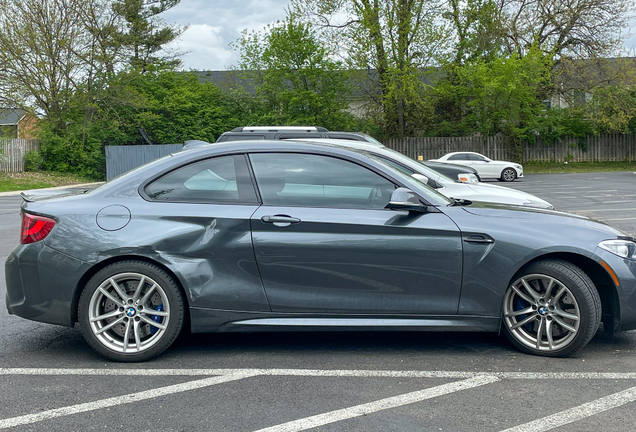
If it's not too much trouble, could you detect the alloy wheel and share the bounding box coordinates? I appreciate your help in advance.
[503,273,581,352]
[502,168,516,181]
[87,272,171,354]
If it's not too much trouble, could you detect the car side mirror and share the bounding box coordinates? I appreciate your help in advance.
[411,173,429,184]
[387,188,425,212]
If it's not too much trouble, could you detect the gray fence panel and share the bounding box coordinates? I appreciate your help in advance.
[105,144,183,180]
[386,135,636,163]
[0,139,41,173]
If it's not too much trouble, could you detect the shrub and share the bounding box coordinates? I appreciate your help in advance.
[23,150,43,171]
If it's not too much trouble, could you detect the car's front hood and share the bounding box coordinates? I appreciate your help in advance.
[438,182,552,208]
[465,183,551,207]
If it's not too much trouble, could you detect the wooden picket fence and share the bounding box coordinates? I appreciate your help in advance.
[0,139,41,173]
[385,134,636,163]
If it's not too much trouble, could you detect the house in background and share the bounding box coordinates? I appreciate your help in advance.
[0,108,38,139]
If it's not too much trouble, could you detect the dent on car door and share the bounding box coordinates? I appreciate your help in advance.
[247,152,463,315]
[139,154,269,311]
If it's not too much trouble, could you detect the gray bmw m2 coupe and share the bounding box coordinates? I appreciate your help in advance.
[5,141,636,361]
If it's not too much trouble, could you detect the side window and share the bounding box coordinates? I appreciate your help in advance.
[469,154,485,161]
[144,155,258,204]
[249,153,396,209]
[451,153,470,161]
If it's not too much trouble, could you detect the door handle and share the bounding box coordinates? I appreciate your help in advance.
[464,234,494,244]
[261,214,301,227]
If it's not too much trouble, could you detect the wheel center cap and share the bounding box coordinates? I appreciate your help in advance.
[538,306,548,316]
[126,307,137,317]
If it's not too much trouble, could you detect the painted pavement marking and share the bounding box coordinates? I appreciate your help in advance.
[499,384,636,432]
[0,371,258,430]
[1,368,636,430]
[253,375,500,432]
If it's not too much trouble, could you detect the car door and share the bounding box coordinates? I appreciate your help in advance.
[248,152,463,315]
[468,154,495,177]
[448,153,472,168]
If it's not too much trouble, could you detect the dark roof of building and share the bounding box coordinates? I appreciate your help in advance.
[190,68,443,99]
[0,108,27,125]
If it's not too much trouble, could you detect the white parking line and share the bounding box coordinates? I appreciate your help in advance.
[601,217,636,221]
[3,368,636,380]
[253,375,499,432]
[0,371,257,429]
[575,208,636,213]
[499,384,636,432]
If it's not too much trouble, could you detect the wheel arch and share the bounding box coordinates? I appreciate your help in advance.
[71,255,190,327]
[511,252,619,334]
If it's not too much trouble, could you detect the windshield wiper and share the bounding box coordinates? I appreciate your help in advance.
[448,197,473,206]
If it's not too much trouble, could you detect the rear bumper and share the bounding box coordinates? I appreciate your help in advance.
[5,242,90,327]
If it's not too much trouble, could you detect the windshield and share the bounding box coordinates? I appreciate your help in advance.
[364,153,452,206]
[356,133,384,146]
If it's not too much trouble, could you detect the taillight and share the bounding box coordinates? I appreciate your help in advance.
[20,212,56,244]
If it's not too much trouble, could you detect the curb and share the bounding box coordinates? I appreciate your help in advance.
[0,182,104,198]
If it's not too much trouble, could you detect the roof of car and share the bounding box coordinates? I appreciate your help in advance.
[444,151,482,156]
[291,138,385,149]
[231,126,329,132]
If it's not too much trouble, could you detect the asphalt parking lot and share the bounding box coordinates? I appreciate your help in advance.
[1,172,636,431]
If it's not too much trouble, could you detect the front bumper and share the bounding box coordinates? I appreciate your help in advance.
[592,248,636,331]
[5,242,90,327]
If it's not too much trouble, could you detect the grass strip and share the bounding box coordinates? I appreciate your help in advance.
[0,172,92,192]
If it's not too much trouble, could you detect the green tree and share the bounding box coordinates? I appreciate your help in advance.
[111,0,183,71]
[433,46,553,140]
[291,0,446,138]
[38,69,244,178]
[232,16,357,130]
[0,0,86,127]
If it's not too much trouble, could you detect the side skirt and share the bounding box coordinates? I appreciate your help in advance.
[189,307,500,333]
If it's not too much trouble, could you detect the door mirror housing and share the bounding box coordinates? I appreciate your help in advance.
[387,188,425,212]
[411,173,429,184]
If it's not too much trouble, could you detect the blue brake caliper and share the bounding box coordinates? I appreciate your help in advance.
[515,298,534,331]
[149,304,164,335]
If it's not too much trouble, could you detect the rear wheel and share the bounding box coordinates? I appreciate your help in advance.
[502,259,601,357]
[500,168,517,182]
[78,261,184,362]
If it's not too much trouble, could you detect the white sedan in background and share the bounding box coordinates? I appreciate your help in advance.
[432,152,523,182]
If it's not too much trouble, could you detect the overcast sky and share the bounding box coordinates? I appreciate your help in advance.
[162,0,291,71]
[162,0,636,71]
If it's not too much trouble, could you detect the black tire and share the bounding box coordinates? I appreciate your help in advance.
[500,167,517,182]
[502,259,601,357]
[78,260,184,362]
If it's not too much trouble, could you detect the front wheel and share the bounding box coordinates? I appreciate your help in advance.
[500,168,517,182]
[502,259,601,357]
[78,260,184,362]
